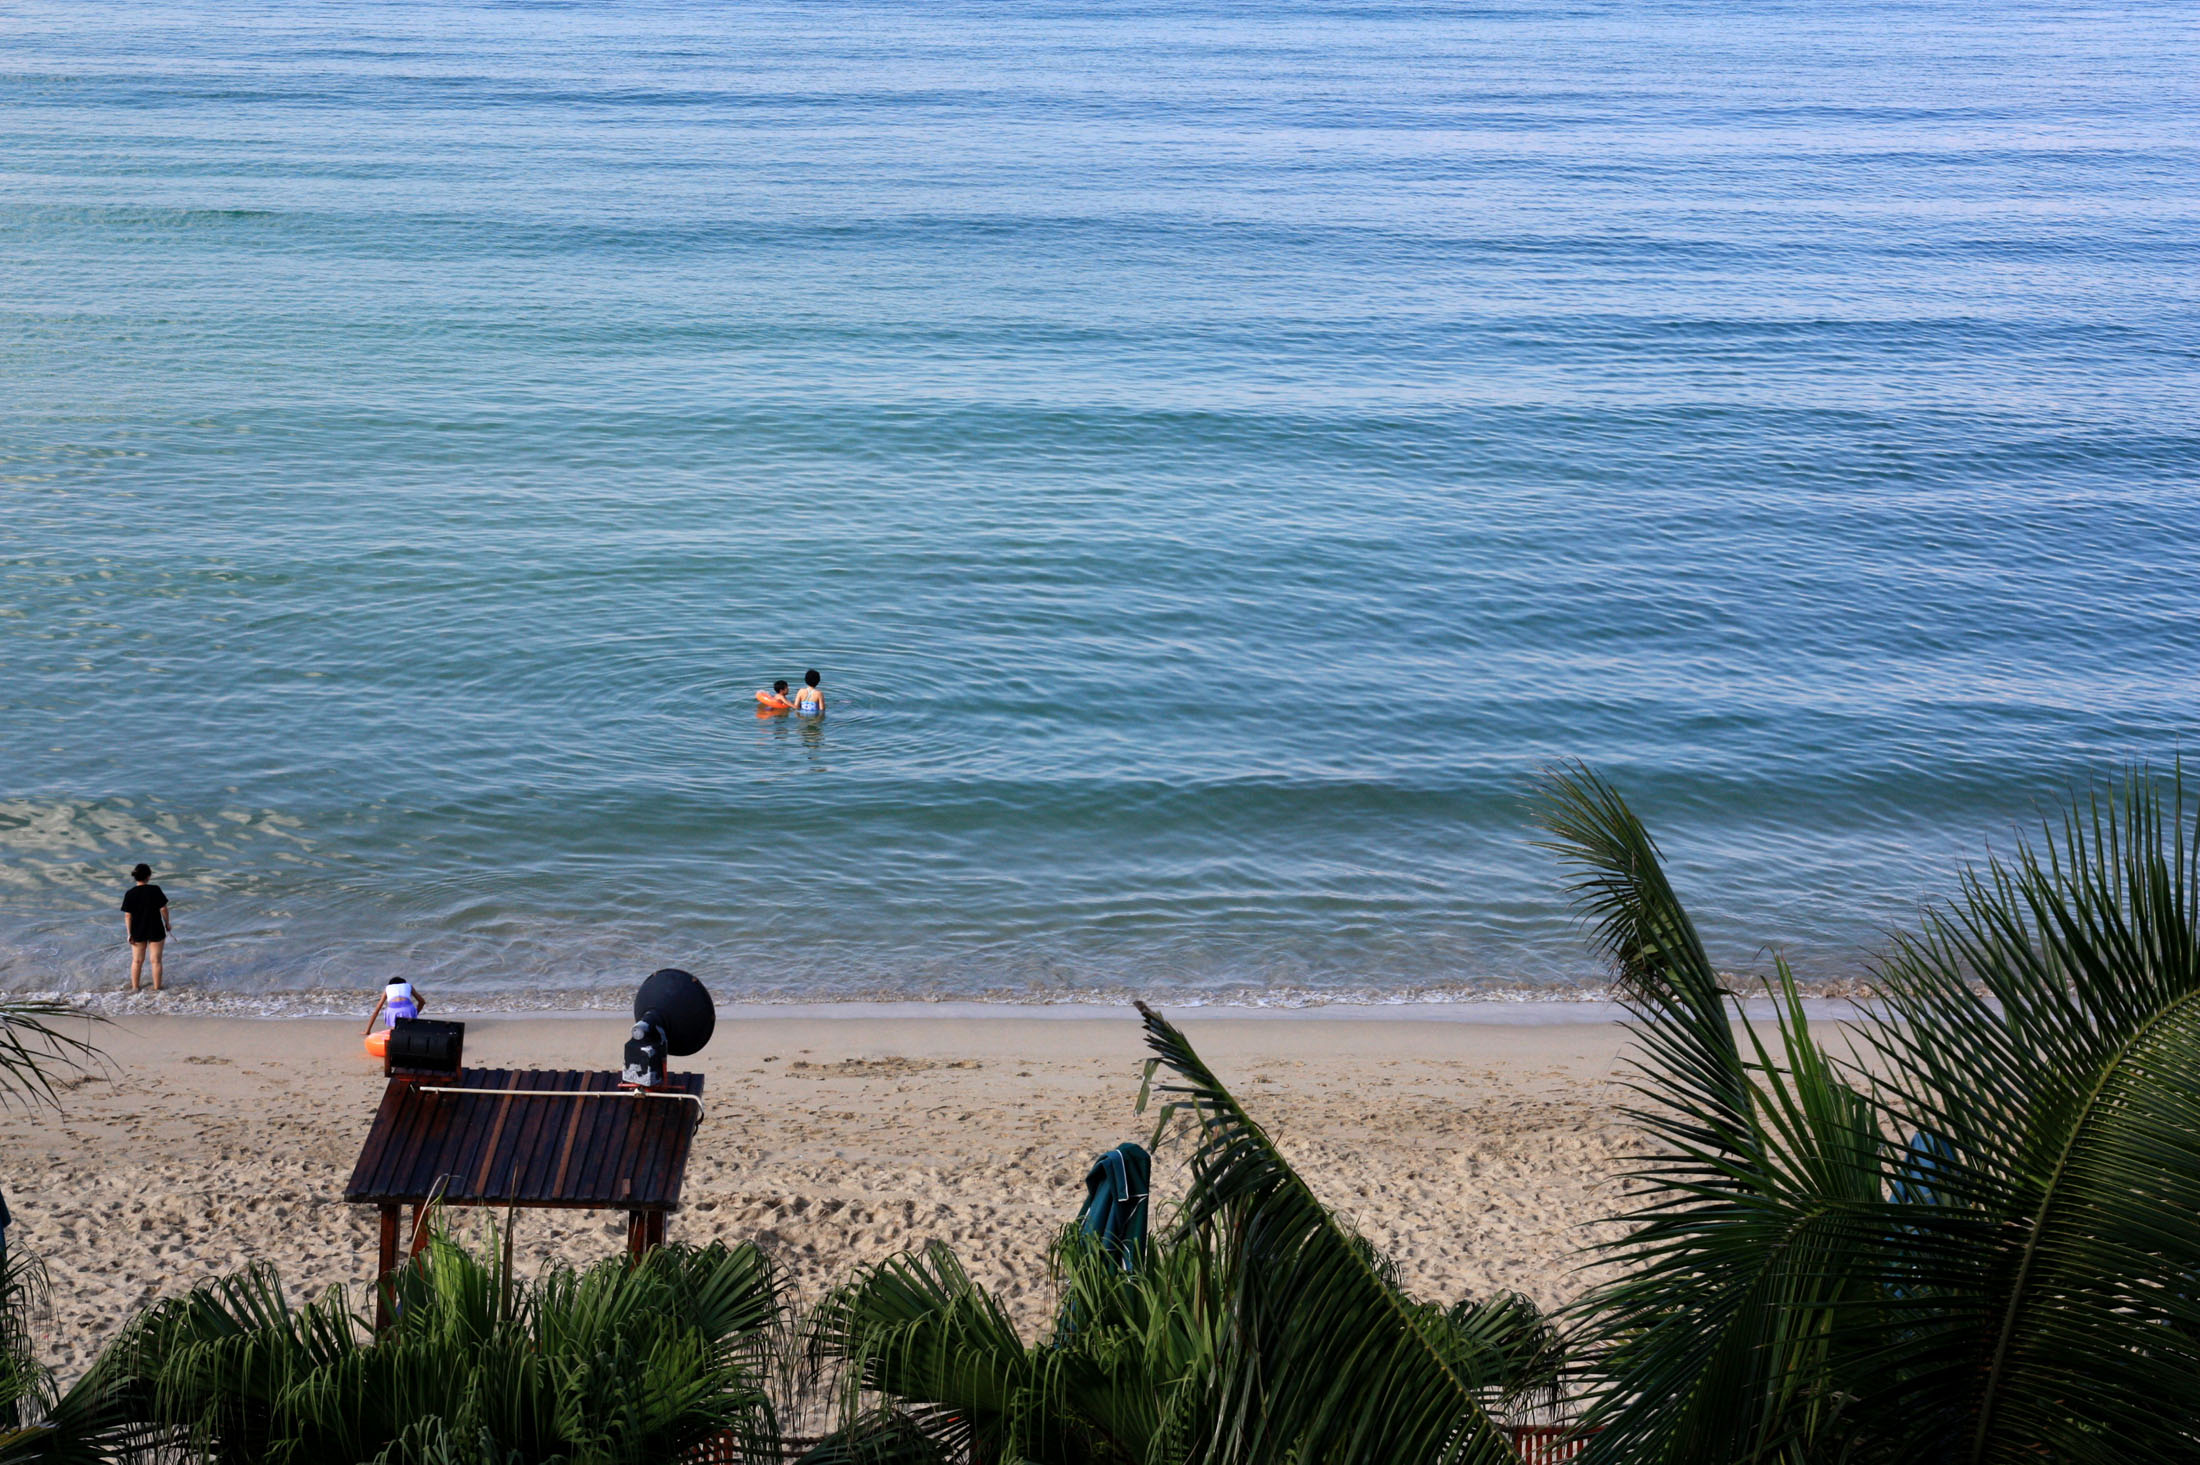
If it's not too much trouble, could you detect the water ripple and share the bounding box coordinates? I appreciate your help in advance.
[1,0,2196,998]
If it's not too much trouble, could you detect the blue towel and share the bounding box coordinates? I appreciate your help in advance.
[1078,1142,1151,1267]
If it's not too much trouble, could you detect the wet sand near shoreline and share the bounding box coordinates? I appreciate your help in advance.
[5,1009,1635,1381]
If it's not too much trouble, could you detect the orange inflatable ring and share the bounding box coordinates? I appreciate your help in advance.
[755,690,792,710]
[365,1028,390,1059]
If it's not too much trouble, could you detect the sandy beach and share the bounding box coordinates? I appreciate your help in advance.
[5,1007,1636,1381]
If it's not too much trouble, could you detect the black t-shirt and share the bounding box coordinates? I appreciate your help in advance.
[121,884,168,942]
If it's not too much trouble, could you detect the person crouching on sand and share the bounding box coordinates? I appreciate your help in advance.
[365,977,426,1034]
[121,862,170,992]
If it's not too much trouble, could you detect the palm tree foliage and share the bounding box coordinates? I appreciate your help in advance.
[0,1247,134,1465]
[0,1002,104,1112]
[1,1000,109,1462]
[1135,1003,1537,1465]
[1539,763,2200,1465]
[806,1227,1224,1465]
[24,1227,783,1465]
[1,1244,52,1447]
[808,1007,1554,1465]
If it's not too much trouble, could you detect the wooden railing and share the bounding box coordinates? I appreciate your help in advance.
[1502,1423,1596,1463]
[689,1425,1596,1462]
[682,1432,819,1463]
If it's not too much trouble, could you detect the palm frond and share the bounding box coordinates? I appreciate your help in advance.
[808,1241,1039,1464]
[1537,770,1893,1464]
[0,1243,52,1450]
[1135,1002,1517,1465]
[1552,763,2200,1465]
[793,1413,955,1465]
[0,1002,105,1111]
[0,1234,177,1465]
[1531,764,1752,1157]
[0,1351,157,1465]
[1445,1292,1566,1416]
[76,1227,783,1464]
[811,1229,1219,1464]
[1845,769,2200,1464]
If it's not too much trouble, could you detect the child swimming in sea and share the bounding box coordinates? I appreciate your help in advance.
[756,679,792,711]
[793,668,824,714]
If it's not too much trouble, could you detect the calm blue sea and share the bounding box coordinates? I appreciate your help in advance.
[3,0,2197,1005]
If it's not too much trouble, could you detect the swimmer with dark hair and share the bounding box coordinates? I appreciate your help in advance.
[756,679,793,711]
[793,668,824,714]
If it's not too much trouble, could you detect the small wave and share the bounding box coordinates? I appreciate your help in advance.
[23,974,1894,1023]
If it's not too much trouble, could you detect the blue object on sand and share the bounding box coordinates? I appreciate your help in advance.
[1892,1130,1957,1208]
[1078,1142,1151,1267]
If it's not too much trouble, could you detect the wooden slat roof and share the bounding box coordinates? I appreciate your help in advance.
[343,1069,704,1211]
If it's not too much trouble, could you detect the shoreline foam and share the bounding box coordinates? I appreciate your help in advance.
[17,985,1879,1023]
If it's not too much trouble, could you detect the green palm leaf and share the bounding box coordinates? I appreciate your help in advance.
[43,1228,784,1465]
[808,1240,1040,1464]
[1134,1002,1518,1465]
[0,1244,55,1459]
[0,1002,104,1111]
[808,1225,1226,1465]
[1845,773,2200,1464]
[1543,763,2200,1465]
[1538,764,1923,1462]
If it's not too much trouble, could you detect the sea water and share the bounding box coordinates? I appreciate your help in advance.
[3,0,2196,1005]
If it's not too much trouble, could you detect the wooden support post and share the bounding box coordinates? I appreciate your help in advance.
[626,1209,666,1259]
[375,1204,400,1331]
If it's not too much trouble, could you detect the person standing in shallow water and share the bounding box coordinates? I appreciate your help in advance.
[793,667,825,714]
[121,862,170,992]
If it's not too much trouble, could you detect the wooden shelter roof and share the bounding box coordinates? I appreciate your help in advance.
[344,1068,704,1212]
